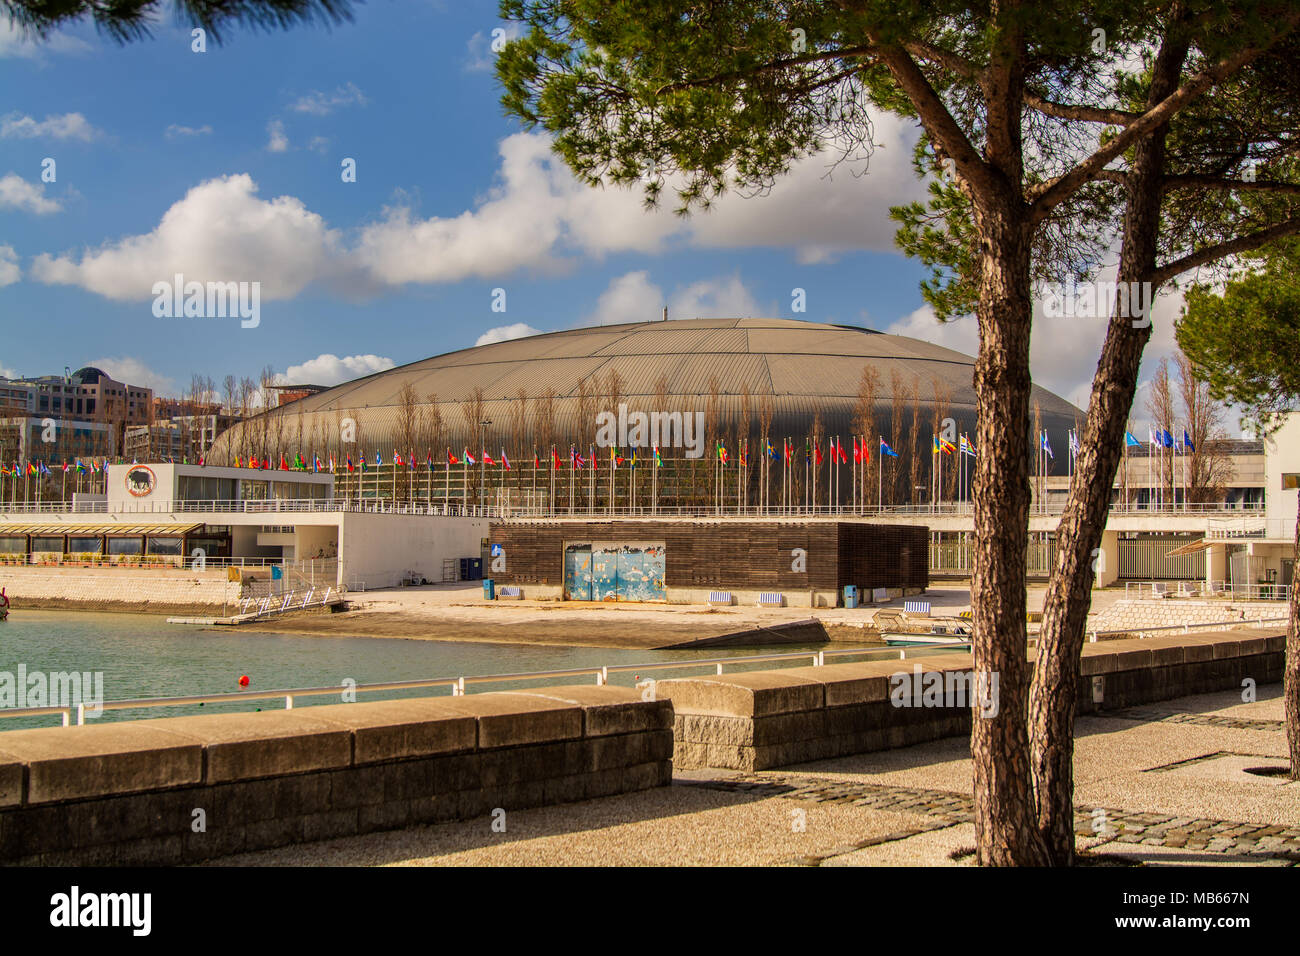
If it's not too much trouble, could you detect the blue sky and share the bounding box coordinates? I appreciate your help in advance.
[0,1,1188,418]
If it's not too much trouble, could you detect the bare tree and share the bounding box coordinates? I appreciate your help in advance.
[1175,351,1235,503]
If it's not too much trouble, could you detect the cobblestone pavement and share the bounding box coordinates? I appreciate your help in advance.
[1103,706,1284,732]
[684,773,1300,865]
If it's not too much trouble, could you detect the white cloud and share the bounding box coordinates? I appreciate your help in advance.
[0,22,91,59]
[1,111,98,141]
[465,23,523,72]
[356,132,674,286]
[86,357,178,397]
[266,119,289,153]
[686,113,924,262]
[290,83,367,116]
[475,323,540,346]
[882,276,1187,417]
[585,270,663,326]
[306,135,330,154]
[0,245,20,287]
[668,273,767,319]
[165,124,213,139]
[0,173,61,214]
[278,353,395,386]
[31,173,343,301]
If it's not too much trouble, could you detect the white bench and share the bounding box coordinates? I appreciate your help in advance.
[757,592,784,607]
[903,600,931,616]
[708,591,733,607]
[498,586,522,599]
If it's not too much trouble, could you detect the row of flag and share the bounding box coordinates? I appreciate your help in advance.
[1124,427,1197,451]
[1,458,109,477]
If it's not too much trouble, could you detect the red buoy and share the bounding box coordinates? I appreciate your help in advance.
[238,675,250,688]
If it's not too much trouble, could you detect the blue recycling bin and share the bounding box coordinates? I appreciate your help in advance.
[271,565,283,581]
[843,585,859,609]
[483,579,495,600]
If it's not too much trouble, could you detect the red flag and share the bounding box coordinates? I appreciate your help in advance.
[852,437,861,463]
[280,454,289,471]
[813,443,823,466]
[448,450,460,465]
[552,449,561,469]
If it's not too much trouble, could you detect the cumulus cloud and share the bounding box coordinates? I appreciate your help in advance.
[0,245,20,287]
[86,357,178,396]
[585,270,663,326]
[465,23,523,71]
[355,133,673,286]
[278,353,395,386]
[476,323,541,346]
[882,274,1187,417]
[585,270,769,327]
[1,112,99,141]
[266,120,289,153]
[165,124,213,139]
[0,173,61,214]
[0,22,90,59]
[290,83,367,115]
[31,173,343,301]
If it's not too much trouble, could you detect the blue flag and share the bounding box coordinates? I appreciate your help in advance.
[879,439,899,458]
[1041,431,1054,460]
[1124,432,1140,447]
[1183,429,1195,452]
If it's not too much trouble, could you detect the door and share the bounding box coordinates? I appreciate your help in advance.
[563,543,592,600]
[593,545,620,601]
[618,544,666,602]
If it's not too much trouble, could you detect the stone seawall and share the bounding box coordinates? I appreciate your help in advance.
[658,628,1286,771]
[0,685,672,865]
[0,565,240,614]
[1088,598,1286,635]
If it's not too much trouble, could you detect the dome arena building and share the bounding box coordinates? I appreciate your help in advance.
[212,317,1081,512]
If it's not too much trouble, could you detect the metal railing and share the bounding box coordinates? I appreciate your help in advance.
[0,643,968,728]
[1086,615,1287,643]
[4,613,1287,728]
[234,585,345,619]
[1124,579,1292,602]
[0,496,1273,519]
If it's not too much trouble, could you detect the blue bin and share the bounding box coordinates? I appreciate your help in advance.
[843,585,859,609]
[483,579,495,600]
[271,566,283,581]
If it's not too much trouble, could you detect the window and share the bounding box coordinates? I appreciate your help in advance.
[30,536,64,552]
[1283,473,1300,490]
[107,537,142,555]
[69,537,102,553]
[0,537,24,554]
[147,536,182,555]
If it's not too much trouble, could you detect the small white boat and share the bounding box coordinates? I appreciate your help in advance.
[881,621,972,647]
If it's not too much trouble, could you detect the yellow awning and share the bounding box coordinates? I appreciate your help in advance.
[0,522,204,536]
[1165,538,1212,557]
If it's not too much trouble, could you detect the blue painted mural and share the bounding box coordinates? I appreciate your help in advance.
[563,543,593,600]
[563,541,666,602]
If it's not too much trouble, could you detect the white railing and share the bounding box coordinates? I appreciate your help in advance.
[0,497,1272,520]
[1086,615,1287,643]
[0,643,969,727]
[1206,516,1294,540]
[234,585,344,619]
[1124,579,1291,602]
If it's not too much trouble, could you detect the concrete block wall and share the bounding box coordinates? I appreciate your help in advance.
[0,685,673,865]
[658,628,1286,771]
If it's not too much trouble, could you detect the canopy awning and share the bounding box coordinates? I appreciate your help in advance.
[0,522,204,536]
[1165,537,1213,557]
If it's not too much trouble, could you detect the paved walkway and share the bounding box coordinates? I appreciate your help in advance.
[210,686,1298,867]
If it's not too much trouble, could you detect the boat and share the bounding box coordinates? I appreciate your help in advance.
[881,621,972,647]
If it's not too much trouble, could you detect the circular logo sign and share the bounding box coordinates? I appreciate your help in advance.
[125,465,157,498]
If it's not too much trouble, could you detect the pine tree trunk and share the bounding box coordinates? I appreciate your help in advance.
[1287,509,1300,779]
[970,188,1050,866]
[1028,26,1188,864]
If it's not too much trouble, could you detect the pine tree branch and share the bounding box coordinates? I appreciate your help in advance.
[1149,216,1300,286]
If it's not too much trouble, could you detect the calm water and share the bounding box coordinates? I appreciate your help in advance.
[0,610,824,729]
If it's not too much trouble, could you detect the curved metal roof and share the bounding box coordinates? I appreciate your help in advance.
[213,318,1082,455]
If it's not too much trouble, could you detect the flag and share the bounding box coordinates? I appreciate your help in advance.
[375,452,383,466]
[425,452,433,470]
[1183,429,1195,452]
[280,454,289,471]
[482,451,497,466]
[552,448,561,469]
[959,434,976,457]
[1068,430,1080,456]
[313,455,322,473]
[766,438,776,459]
[447,450,459,465]
[1124,432,1139,447]
[852,437,861,463]
[590,446,598,471]
[464,449,476,466]
[394,452,404,467]
[718,442,729,464]
[501,450,511,470]
[784,440,792,465]
[533,452,540,469]
[940,438,956,455]
[1041,431,1054,459]
[1160,429,1175,448]
[654,445,663,467]
[294,452,305,470]
[813,442,822,466]
[880,438,898,458]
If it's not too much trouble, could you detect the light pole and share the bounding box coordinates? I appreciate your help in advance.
[478,418,491,512]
